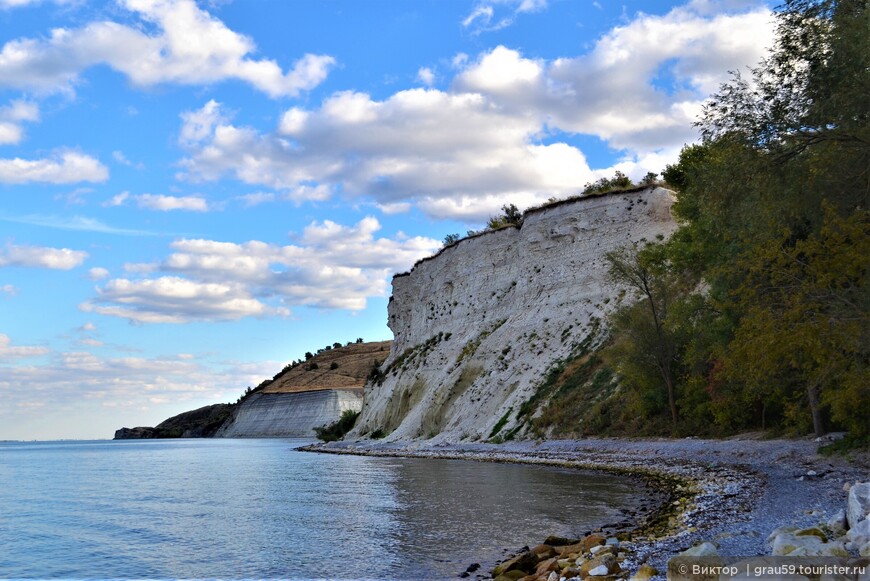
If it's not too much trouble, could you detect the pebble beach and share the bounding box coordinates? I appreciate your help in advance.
[307,436,870,579]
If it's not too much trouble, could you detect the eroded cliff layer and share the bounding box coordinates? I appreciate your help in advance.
[215,390,363,438]
[352,187,678,442]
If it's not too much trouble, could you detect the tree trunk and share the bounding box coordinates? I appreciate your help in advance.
[665,375,678,429]
[806,383,825,438]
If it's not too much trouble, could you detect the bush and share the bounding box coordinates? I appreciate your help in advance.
[486,204,522,230]
[329,362,339,370]
[582,171,633,196]
[443,233,461,246]
[314,409,360,442]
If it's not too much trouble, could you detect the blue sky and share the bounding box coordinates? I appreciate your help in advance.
[0,0,773,439]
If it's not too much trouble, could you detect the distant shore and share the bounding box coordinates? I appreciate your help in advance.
[304,436,869,577]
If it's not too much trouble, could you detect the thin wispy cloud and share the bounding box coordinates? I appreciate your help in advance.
[462,0,548,34]
[0,214,173,236]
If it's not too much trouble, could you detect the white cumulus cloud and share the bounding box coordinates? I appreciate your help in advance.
[0,333,49,360]
[0,100,39,145]
[0,0,335,97]
[81,216,441,323]
[0,243,88,269]
[81,276,282,324]
[417,67,435,86]
[87,267,109,280]
[179,93,594,220]
[135,193,209,212]
[0,150,108,184]
[177,3,772,221]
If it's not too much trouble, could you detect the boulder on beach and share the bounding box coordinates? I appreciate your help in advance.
[491,550,537,577]
[827,509,847,535]
[771,531,847,557]
[847,482,870,529]
[847,517,870,547]
[679,541,719,557]
[629,563,658,581]
[579,555,619,577]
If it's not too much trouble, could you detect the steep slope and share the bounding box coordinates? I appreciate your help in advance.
[351,186,678,442]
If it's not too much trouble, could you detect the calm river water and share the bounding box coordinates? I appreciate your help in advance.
[0,438,645,579]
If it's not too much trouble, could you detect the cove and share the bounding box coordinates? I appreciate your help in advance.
[0,438,652,579]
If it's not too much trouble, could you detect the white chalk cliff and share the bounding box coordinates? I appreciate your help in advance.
[216,390,363,438]
[351,187,678,443]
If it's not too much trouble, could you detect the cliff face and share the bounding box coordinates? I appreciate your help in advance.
[351,187,678,442]
[214,390,363,438]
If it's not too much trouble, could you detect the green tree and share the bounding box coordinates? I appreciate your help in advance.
[443,233,461,246]
[723,208,870,436]
[605,244,690,429]
[656,0,869,436]
[486,204,523,230]
[640,171,658,185]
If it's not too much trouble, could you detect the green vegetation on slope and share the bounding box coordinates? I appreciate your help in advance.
[314,409,360,442]
[515,0,868,444]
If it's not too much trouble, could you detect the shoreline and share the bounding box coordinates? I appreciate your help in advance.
[302,436,869,578]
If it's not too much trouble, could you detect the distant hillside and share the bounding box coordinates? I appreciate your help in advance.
[114,403,234,439]
[113,340,391,439]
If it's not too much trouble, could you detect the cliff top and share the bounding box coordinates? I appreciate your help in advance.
[394,184,664,279]
[260,340,392,393]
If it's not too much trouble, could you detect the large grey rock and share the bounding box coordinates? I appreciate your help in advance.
[827,509,847,536]
[215,390,362,437]
[771,532,848,557]
[588,565,609,576]
[847,518,870,547]
[767,526,798,544]
[351,187,678,442]
[848,482,870,529]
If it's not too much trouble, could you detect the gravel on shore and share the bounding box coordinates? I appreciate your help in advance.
[303,436,869,577]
